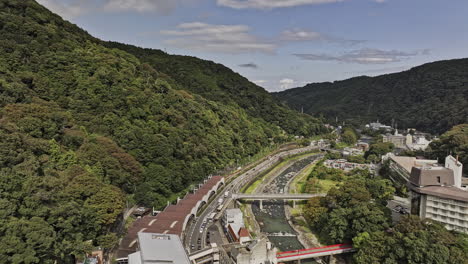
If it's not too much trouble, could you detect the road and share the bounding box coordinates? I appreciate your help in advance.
[184,145,319,253]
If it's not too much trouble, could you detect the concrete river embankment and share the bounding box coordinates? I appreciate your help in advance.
[251,154,321,264]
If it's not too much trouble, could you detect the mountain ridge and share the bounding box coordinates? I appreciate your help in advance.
[274,58,468,134]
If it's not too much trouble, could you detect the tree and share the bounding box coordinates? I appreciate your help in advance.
[365,142,394,158]
[342,128,357,145]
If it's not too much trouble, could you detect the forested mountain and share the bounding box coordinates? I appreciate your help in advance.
[274,59,468,134]
[0,0,323,261]
[102,42,325,136]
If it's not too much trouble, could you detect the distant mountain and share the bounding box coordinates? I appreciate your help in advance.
[273,59,468,134]
[0,0,324,261]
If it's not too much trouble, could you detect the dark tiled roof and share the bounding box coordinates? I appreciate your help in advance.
[116,176,223,259]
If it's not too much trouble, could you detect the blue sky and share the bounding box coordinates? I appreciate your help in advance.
[37,0,468,91]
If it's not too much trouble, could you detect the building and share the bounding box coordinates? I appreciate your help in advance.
[367,121,392,131]
[310,139,329,148]
[382,130,408,149]
[229,237,277,264]
[408,155,468,233]
[324,159,374,172]
[223,208,245,242]
[116,176,224,260]
[356,142,370,151]
[342,147,364,157]
[407,134,432,151]
[238,228,251,244]
[128,233,191,264]
[383,153,438,182]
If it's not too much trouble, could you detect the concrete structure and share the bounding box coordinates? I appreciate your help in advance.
[382,130,408,149]
[233,193,324,210]
[127,233,191,264]
[117,176,224,261]
[342,147,364,157]
[230,237,277,264]
[446,155,464,188]
[238,228,251,244]
[367,121,392,131]
[383,153,438,183]
[356,142,370,151]
[223,208,244,242]
[324,159,375,172]
[407,134,432,151]
[189,244,220,264]
[310,139,329,148]
[408,155,468,233]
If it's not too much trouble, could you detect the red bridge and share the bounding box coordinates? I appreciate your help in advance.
[276,244,356,262]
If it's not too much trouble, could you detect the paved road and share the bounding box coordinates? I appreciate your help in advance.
[184,145,319,253]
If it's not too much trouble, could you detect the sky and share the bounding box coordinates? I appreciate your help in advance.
[37,0,468,92]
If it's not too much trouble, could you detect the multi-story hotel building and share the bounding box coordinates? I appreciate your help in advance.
[409,155,467,233]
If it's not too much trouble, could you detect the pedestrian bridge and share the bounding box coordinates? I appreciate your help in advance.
[232,193,325,209]
[276,244,356,262]
[189,245,220,264]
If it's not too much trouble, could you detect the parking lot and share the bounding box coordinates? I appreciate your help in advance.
[387,199,410,223]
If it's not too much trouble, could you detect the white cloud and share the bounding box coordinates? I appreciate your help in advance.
[37,0,191,18]
[253,80,268,85]
[280,29,322,41]
[279,78,296,90]
[217,0,344,9]
[103,0,178,14]
[294,48,423,64]
[161,22,276,54]
[37,0,90,19]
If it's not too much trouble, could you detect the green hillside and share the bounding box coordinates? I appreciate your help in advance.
[274,59,468,134]
[102,41,326,136]
[0,0,323,261]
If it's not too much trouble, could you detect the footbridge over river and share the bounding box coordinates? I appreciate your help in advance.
[276,244,356,262]
[232,193,326,209]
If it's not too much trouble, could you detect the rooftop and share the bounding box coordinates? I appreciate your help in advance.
[117,175,224,259]
[128,233,190,264]
[411,185,468,202]
[409,166,454,187]
[390,156,438,173]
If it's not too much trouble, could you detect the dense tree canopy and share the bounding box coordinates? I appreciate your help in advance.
[427,124,468,174]
[304,169,394,243]
[0,0,325,262]
[303,165,468,264]
[353,216,468,264]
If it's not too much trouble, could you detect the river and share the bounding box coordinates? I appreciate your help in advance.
[251,155,319,264]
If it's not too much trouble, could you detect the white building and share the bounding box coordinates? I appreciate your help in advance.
[128,233,191,264]
[324,159,374,172]
[368,121,392,131]
[407,134,432,151]
[408,155,468,233]
[230,237,277,264]
[223,208,245,242]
